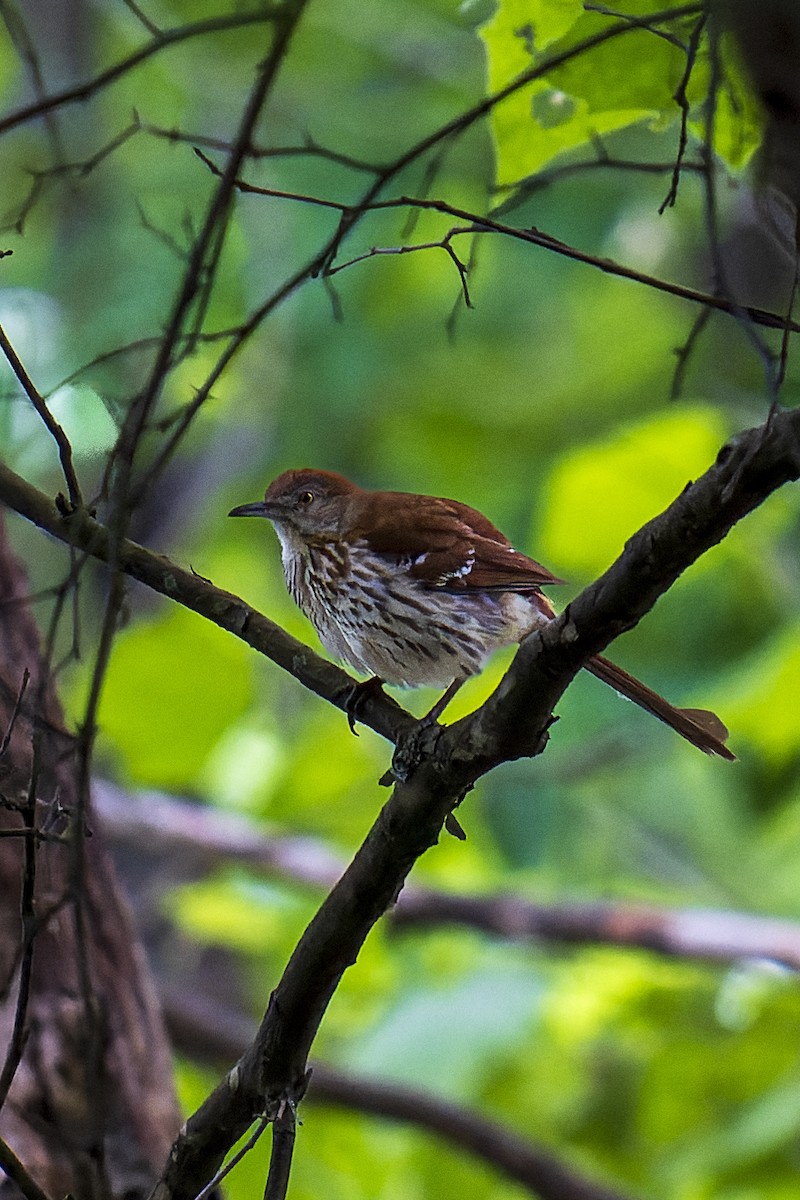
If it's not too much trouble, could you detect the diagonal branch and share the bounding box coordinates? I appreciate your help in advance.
[456,405,800,771]
[3,405,800,1200]
[95,782,800,970]
[2,404,800,771]
[0,325,82,508]
[0,8,280,139]
[164,992,639,1200]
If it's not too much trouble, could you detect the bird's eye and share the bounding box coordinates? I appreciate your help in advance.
[298,490,314,505]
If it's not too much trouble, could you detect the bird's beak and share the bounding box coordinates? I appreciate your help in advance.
[228,501,271,519]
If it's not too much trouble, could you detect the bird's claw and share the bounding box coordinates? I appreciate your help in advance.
[343,675,385,735]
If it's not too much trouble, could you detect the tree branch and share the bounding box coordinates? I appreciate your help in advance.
[4,405,800,1200]
[0,457,415,747]
[96,781,800,970]
[455,406,800,771]
[163,992,640,1200]
[0,8,280,138]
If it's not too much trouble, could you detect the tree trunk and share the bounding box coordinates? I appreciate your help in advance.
[0,518,180,1200]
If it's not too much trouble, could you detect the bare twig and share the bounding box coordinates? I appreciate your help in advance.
[0,324,82,508]
[0,9,280,138]
[0,668,29,759]
[777,210,800,388]
[163,993,639,1200]
[145,119,381,172]
[660,13,706,212]
[193,1116,271,1200]
[671,305,713,399]
[263,1099,298,1200]
[121,0,161,36]
[0,1135,54,1200]
[134,5,706,495]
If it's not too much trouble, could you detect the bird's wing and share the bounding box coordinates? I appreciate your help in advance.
[355,494,564,592]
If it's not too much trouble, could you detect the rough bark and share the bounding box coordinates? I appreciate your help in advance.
[0,518,180,1200]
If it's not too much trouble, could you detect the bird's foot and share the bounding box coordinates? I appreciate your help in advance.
[343,675,385,735]
[380,719,443,786]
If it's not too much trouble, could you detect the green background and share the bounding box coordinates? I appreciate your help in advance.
[3,0,800,1196]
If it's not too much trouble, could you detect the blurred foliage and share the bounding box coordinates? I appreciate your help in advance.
[3,0,800,1197]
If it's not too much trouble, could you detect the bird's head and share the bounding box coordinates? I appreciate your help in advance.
[229,469,360,540]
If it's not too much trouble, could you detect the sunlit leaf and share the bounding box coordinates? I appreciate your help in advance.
[93,606,253,788]
[538,405,729,578]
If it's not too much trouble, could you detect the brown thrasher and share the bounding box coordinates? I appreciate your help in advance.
[230,468,734,760]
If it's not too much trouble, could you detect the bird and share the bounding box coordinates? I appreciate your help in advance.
[229,468,734,760]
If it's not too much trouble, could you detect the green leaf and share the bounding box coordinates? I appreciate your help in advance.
[716,623,800,766]
[346,958,545,1098]
[537,405,729,579]
[168,874,307,954]
[91,606,253,789]
[480,2,687,185]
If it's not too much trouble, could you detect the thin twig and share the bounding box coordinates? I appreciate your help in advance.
[0,324,82,508]
[121,0,161,36]
[193,1115,271,1200]
[0,668,29,758]
[660,13,706,212]
[0,1135,54,1200]
[135,5,706,496]
[0,711,39,1113]
[671,306,713,399]
[0,9,280,138]
[263,1100,297,1200]
[777,209,800,388]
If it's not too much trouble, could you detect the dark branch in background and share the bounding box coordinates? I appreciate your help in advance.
[394,894,800,970]
[126,4,706,498]
[164,992,639,1200]
[195,151,800,335]
[0,8,280,138]
[96,782,800,970]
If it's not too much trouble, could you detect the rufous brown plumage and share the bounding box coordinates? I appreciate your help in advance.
[230,468,734,759]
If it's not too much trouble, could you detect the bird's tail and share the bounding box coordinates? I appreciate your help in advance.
[586,654,735,761]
